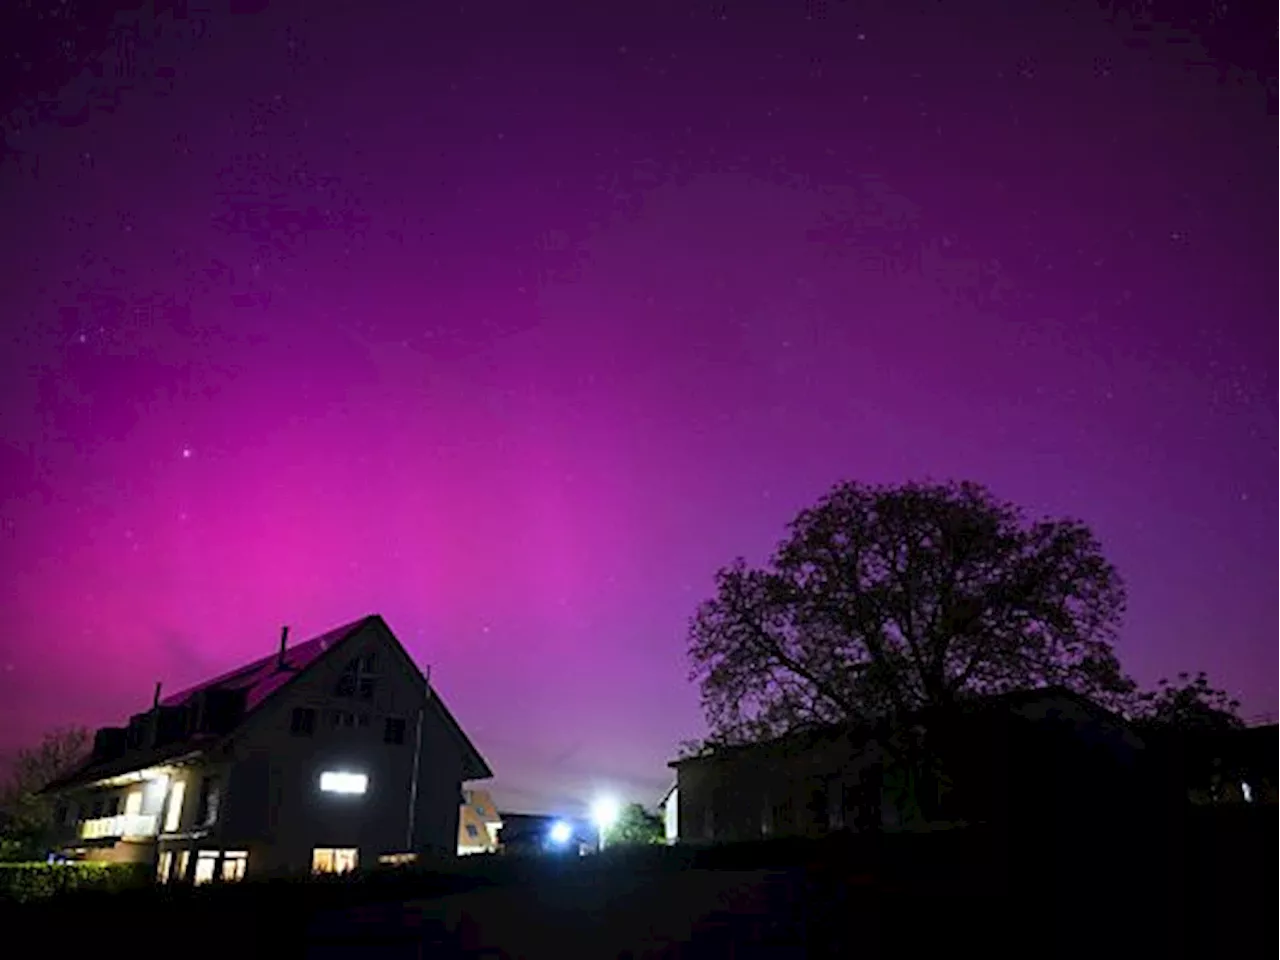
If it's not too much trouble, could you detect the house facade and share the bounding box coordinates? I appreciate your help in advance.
[457,788,503,855]
[42,614,492,882]
[668,687,1146,845]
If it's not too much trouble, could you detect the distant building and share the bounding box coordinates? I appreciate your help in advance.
[667,687,1146,845]
[458,788,503,855]
[496,812,593,855]
[41,614,492,882]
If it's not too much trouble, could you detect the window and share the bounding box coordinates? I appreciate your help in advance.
[290,707,316,736]
[465,824,479,839]
[312,847,358,874]
[221,850,248,882]
[358,653,377,699]
[106,796,120,817]
[319,771,368,794]
[329,710,355,728]
[175,850,190,883]
[336,669,356,697]
[193,850,219,885]
[384,717,406,745]
[197,776,221,827]
[124,790,142,817]
[336,655,378,699]
[378,852,417,866]
[91,798,104,819]
[357,713,370,728]
[164,780,186,832]
[157,850,173,883]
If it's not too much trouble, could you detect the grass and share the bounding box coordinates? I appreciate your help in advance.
[1,810,1272,958]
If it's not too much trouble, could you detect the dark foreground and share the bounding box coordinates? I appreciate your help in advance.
[7,810,1273,959]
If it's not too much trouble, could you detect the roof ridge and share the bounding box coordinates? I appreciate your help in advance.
[159,615,373,707]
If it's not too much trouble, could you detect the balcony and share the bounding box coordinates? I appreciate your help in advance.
[79,814,159,840]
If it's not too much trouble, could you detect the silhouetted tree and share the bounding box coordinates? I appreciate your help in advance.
[0,2,122,148]
[1128,671,1250,807]
[0,727,89,860]
[688,480,1132,745]
[606,803,664,846]
[1129,671,1243,733]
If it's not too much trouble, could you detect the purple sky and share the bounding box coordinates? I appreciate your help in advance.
[0,1,1275,815]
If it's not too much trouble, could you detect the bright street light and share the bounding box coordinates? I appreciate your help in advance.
[548,820,573,846]
[590,796,620,851]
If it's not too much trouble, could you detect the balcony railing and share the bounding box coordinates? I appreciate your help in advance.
[79,813,159,840]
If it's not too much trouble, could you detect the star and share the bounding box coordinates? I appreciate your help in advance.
[181,447,193,459]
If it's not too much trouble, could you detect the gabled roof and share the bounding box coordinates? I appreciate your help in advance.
[44,614,493,790]
[361,616,493,781]
[669,685,1134,769]
[159,616,370,713]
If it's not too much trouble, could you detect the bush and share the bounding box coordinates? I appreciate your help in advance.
[0,861,150,903]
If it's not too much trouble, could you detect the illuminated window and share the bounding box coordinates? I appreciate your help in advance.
[312,847,358,874]
[319,771,368,794]
[157,850,173,883]
[175,850,190,883]
[197,776,221,827]
[164,780,186,832]
[124,791,142,817]
[193,850,219,885]
[377,852,417,866]
[221,850,248,882]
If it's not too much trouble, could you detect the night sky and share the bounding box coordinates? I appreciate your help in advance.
[0,1,1275,814]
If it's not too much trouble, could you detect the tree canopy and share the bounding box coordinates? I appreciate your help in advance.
[605,803,665,846]
[0,726,89,860]
[687,480,1136,744]
[1129,672,1244,733]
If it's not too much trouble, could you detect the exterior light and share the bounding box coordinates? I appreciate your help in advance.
[591,796,620,851]
[590,796,619,830]
[319,771,368,795]
[548,820,573,845]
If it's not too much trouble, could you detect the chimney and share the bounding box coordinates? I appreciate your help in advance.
[150,681,163,746]
[277,625,289,670]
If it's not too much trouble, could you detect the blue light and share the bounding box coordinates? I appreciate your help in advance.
[548,820,573,845]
